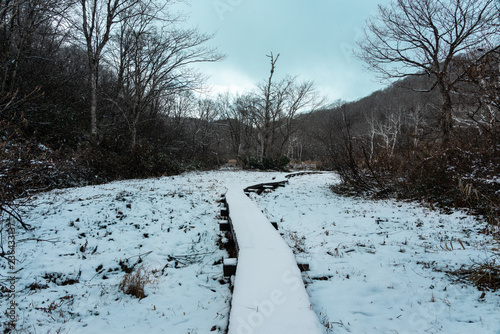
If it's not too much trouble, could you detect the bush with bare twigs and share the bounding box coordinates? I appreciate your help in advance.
[119,266,155,299]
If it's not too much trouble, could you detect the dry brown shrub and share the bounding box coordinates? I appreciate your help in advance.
[119,265,154,299]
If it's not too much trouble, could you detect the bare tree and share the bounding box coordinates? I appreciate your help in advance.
[258,52,279,161]
[217,54,321,167]
[456,44,500,129]
[252,53,321,162]
[0,0,69,95]
[365,108,379,161]
[375,108,403,157]
[323,104,375,191]
[217,92,242,157]
[110,1,223,152]
[189,98,221,163]
[407,103,426,153]
[356,0,500,142]
[217,92,261,162]
[72,0,140,142]
[160,91,194,152]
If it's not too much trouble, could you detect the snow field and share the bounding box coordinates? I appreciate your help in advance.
[1,172,264,333]
[253,172,500,334]
[1,170,499,334]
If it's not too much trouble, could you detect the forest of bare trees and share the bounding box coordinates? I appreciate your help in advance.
[1,1,499,326]
[216,53,322,168]
[1,0,500,229]
[307,0,500,227]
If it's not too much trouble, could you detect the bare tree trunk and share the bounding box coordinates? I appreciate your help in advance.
[261,53,279,162]
[89,65,98,142]
[438,81,453,143]
[79,0,140,143]
[131,125,137,153]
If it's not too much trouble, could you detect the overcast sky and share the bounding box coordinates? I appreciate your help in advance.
[177,0,392,103]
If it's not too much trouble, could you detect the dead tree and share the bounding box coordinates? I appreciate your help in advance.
[356,0,499,143]
[252,53,320,163]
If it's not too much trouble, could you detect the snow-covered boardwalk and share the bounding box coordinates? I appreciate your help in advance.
[225,183,323,334]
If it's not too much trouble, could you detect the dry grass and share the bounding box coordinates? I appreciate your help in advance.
[288,231,306,253]
[458,179,500,234]
[452,180,500,291]
[119,265,154,299]
[451,259,500,292]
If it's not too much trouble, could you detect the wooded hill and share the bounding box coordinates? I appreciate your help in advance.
[300,60,500,224]
[1,0,499,227]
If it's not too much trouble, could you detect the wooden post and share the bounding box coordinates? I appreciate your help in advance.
[223,258,237,276]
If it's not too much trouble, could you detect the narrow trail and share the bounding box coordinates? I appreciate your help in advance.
[220,173,323,334]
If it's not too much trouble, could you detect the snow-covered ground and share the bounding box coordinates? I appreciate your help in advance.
[253,172,500,334]
[1,170,499,333]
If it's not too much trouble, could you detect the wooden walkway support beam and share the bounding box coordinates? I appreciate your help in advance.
[222,181,322,334]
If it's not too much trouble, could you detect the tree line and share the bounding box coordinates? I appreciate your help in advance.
[304,0,500,226]
[0,0,498,294]
[0,0,324,207]
[1,0,500,218]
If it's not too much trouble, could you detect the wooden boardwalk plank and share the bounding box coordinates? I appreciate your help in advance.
[225,187,323,334]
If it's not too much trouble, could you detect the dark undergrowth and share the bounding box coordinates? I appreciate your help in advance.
[329,128,500,291]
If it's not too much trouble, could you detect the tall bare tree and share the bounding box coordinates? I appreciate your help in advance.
[253,53,320,162]
[73,0,139,142]
[189,98,221,163]
[217,92,242,157]
[356,0,499,142]
[110,1,223,152]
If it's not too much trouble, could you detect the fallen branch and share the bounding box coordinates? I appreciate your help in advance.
[17,238,59,243]
[125,251,153,261]
[1,204,32,230]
